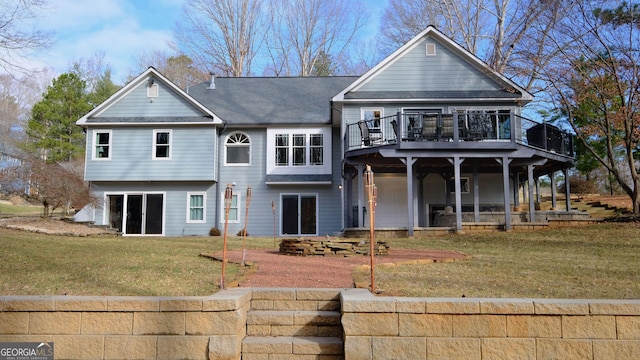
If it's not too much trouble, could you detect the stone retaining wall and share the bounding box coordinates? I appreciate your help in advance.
[341,289,640,360]
[0,289,251,360]
[2,289,640,359]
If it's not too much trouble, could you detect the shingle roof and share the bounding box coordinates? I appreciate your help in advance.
[187,76,358,125]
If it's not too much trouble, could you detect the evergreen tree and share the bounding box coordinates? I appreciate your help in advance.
[26,73,91,162]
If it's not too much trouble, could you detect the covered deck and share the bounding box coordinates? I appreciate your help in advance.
[343,110,577,235]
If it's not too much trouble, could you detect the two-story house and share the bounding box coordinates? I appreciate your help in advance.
[77,26,576,237]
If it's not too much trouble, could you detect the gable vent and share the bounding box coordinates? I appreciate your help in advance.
[147,79,159,98]
[426,43,436,56]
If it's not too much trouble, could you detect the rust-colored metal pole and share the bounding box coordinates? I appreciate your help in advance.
[221,184,233,289]
[365,165,376,293]
[241,186,252,266]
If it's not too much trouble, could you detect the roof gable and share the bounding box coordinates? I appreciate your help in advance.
[77,67,221,126]
[333,26,532,102]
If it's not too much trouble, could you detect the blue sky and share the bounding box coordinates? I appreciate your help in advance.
[28,0,388,84]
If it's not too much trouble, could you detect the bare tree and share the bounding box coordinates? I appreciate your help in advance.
[1,157,91,216]
[378,0,489,57]
[0,71,50,157]
[538,1,640,213]
[68,53,111,93]
[0,0,52,74]
[130,50,209,90]
[264,0,369,76]
[175,0,265,77]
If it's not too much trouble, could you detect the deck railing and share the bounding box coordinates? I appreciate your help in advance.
[345,111,574,157]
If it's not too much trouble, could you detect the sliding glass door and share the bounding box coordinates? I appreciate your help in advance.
[107,193,164,235]
[281,194,317,236]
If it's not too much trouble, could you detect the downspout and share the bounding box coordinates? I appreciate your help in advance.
[215,121,228,226]
[210,71,226,226]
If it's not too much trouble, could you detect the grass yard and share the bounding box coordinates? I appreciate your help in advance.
[0,223,639,298]
[369,223,640,299]
[0,201,45,216]
[0,229,255,296]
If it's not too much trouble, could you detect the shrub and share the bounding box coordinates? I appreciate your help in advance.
[209,227,221,236]
[237,228,249,236]
[562,176,598,195]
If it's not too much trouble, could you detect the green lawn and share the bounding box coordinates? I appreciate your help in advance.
[0,229,253,296]
[369,223,640,299]
[0,202,44,216]
[1,223,639,298]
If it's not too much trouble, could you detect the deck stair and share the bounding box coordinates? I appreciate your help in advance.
[242,289,344,359]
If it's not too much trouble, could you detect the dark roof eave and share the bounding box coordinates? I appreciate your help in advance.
[343,90,524,100]
[82,116,215,125]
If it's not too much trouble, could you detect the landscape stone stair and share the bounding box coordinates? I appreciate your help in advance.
[538,195,629,219]
[241,289,344,359]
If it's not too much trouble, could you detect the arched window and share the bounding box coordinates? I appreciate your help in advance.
[225,132,251,165]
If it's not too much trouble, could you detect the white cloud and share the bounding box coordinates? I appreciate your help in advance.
[28,0,179,83]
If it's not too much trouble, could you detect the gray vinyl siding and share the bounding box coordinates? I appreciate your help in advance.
[358,36,501,92]
[85,126,216,181]
[217,127,343,237]
[98,82,204,118]
[90,181,218,237]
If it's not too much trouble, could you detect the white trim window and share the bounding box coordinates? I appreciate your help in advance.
[266,128,331,175]
[187,192,206,223]
[309,134,323,166]
[225,132,251,166]
[153,129,172,159]
[275,134,289,166]
[220,191,240,224]
[93,130,112,160]
[361,108,383,129]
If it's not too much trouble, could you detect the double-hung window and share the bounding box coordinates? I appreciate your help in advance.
[220,191,240,223]
[187,192,206,223]
[310,134,323,165]
[275,134,289,166]
[266,128,331,176]
[93,130,111,160]
[153,130,172,159]
[274,133,324,167]
[292,134,306,166]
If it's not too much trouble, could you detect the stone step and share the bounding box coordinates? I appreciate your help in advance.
[249,289,342,312]
[242,336,343,358]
